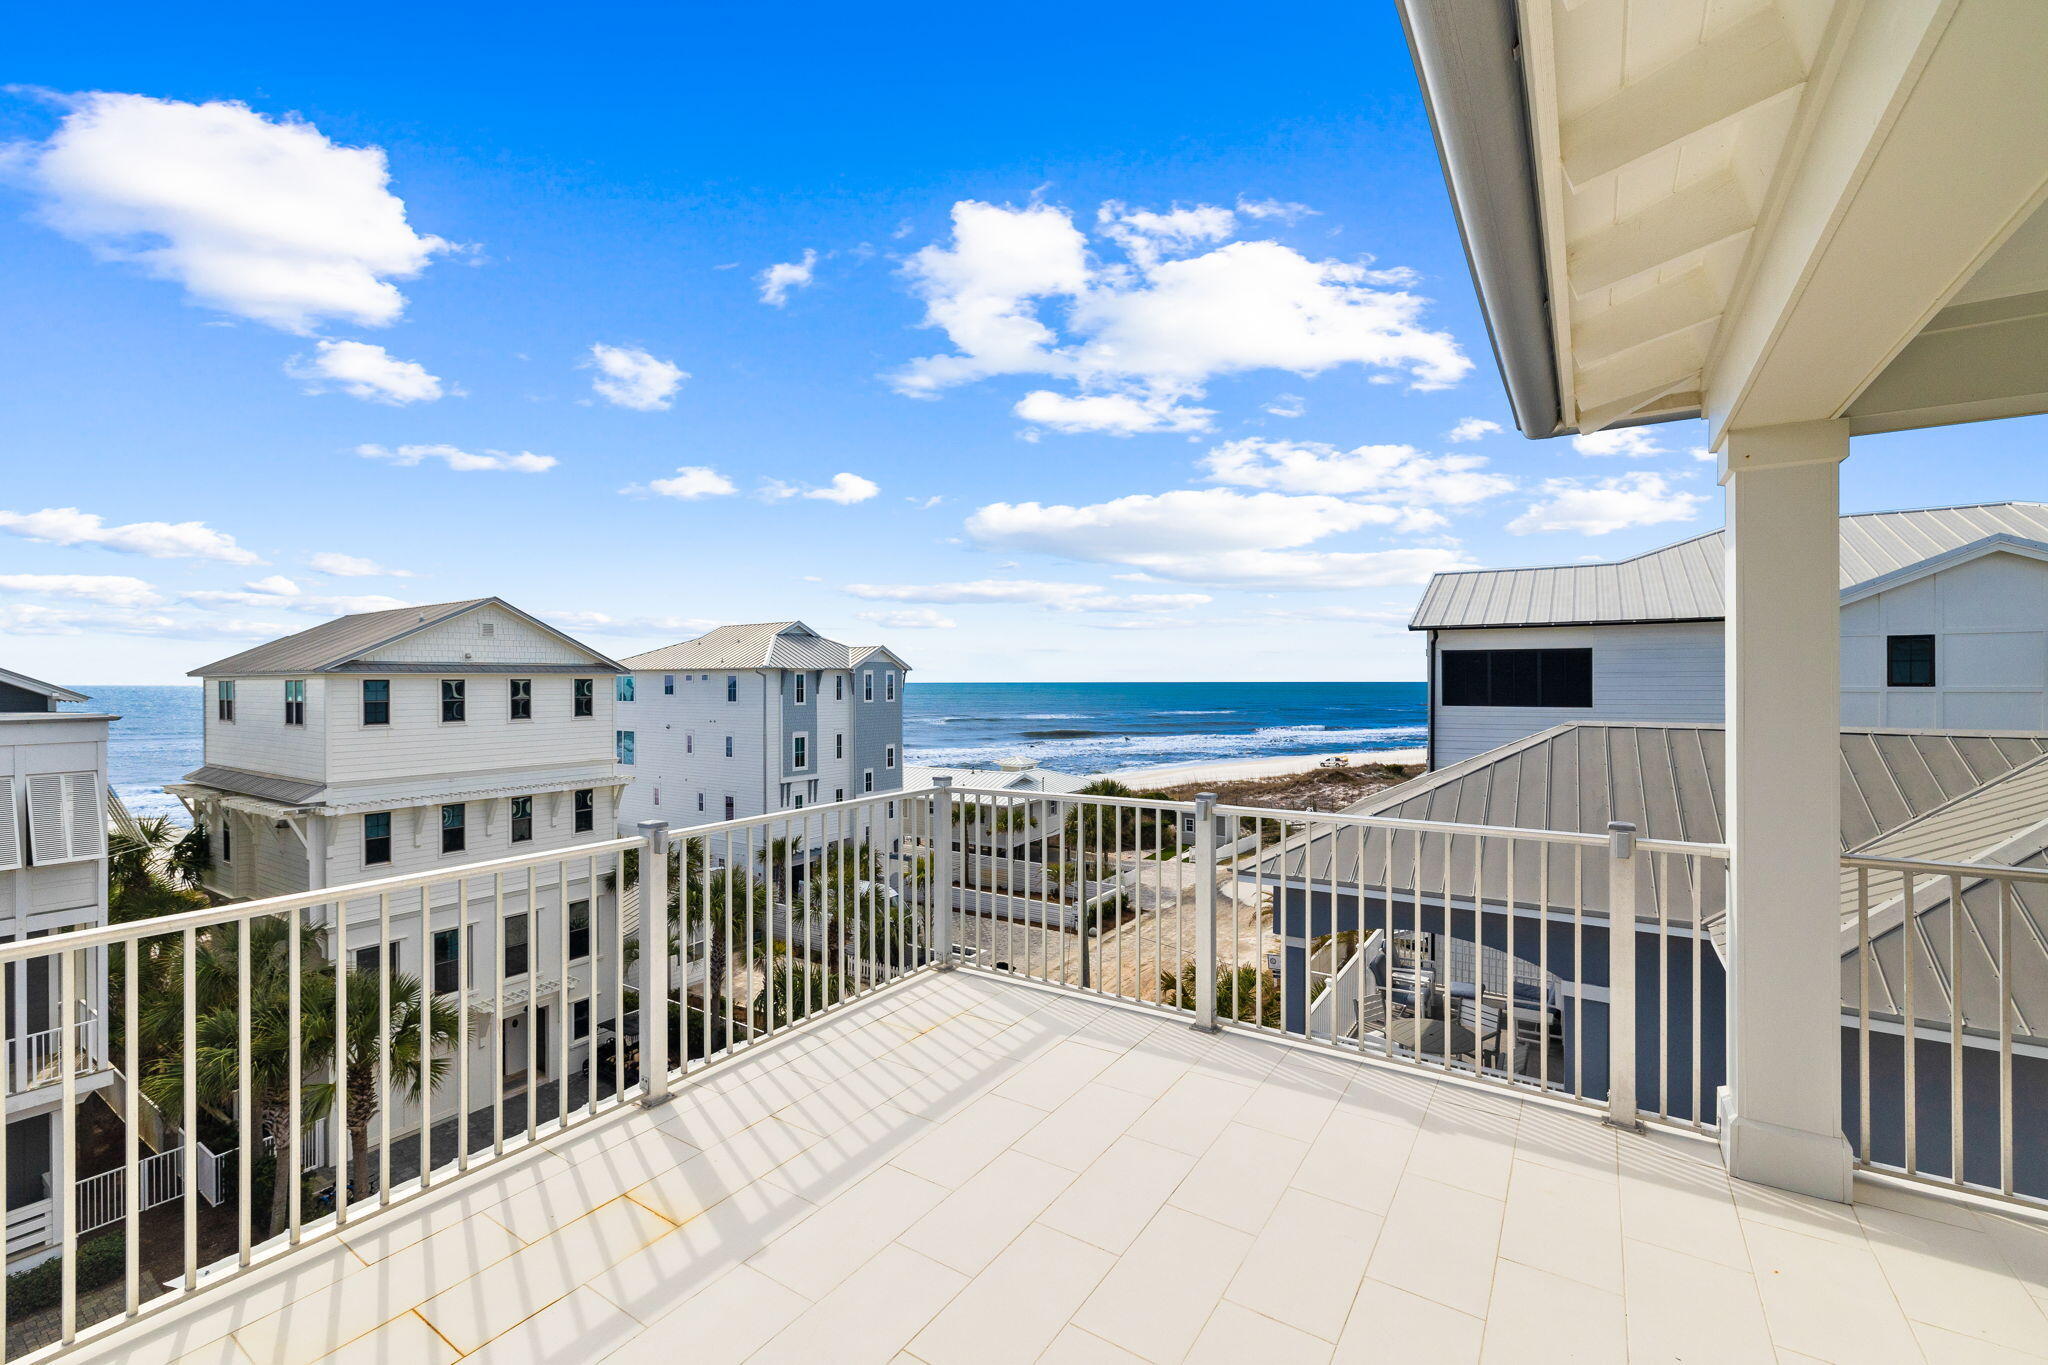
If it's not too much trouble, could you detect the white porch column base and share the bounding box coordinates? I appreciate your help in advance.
[1719,419,1855,1203]
[1717,1085,1855,1203]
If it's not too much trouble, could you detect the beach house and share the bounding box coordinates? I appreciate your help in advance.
[1416,502,2048,766]
[0,669,111,1269]
[170,600,634,1166]
[612,621,909,830]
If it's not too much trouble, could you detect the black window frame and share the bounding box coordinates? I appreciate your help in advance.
[432,927,461,996]
[792,735,807,770]
[1440,648,1593,709]
[441,678,466,723]
[568,899,591,961]
[354,942,401,977]
[362,678,390,726]
[663,674,675,695]
[216,680,235,723]
[510,795,534,843]
[573,677,594,717]
[1887,634,1937,688]
[363,811,392,866]
[794,674,807,705]
[282,678,305,726]
[616,729,635,764]
[441,802,466,854]
[503,913,529,978]
[572,999,591,1040]
[724,796,735,820]
[726,675,738,703]
[573,788,595,833]
[509,677,532,720]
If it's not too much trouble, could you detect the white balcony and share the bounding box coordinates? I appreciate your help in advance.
[62,967,2048,1364]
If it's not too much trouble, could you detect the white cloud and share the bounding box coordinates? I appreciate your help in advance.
[307,551,413,578]
[0,603,182,636]
[585,344,687,411]
[627,466,736,501]
[0,573,162,606]
[757,249,819,306]
[9,91,449,332]
[1571,427,1665,457]
[1263,394,1305,418]
[1690,446,1715,462]
[1012,389,1213,435]
[545,610,720,637]
[965,488,1473,588]
[183,577,410,614]
[355,443,556,473]
[891,200,1469,432]
[908,495,945,510]
[1235,196,1317,223]
[855,608,957,630]
[286,339,446,404]
[1507,472,1705,536]
[1445,417,1501,442]
[804,472,879,505]
[1199,437,1513,517]
[842,579,1211,613]
[0,506,261,563]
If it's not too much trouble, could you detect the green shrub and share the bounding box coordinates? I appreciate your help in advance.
[7,1230,125,1314]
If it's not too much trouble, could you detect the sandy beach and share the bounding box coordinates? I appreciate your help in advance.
[1102,746,1426,788]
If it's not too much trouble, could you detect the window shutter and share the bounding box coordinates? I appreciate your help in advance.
[0,776,19,872]
[26,772,100,864]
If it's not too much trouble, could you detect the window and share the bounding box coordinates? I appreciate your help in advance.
[503,913,529,977]
[697,793,705,811]
[509,678,532,720]
[441,803,466,854]
[663,674,675,695]
[686,733,693,754]
[724,796,735,820]
[433,929,461,995]
[220,820,231,863]
[616,675,635,703]
[363,812,391,866]
[573,999,591,1041]
[616,730,636,764]
[283,679,305,726]
[441,679,466,723]
[355,943,401,977]
[794,674,807,705]
[568,900,590,960]
[362,679,390,726]
[510,796,534,843]
[216,680,235,722]
[886,672,897,702]
[724,735,733,758]
[792,735,808,769]
[834,674,844,701]
[1440,648,1592,708]
[573,788,595,833]
[726,675,738,702]
[573,678,595,717]
[863,770,875,794]
[885,744,896,770]
[834,788,844,803]
[835,733,843,759]
[1888,635,1937,688]
[862,671,874,702]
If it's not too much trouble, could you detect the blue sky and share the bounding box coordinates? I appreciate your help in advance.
[4,3,2042,686]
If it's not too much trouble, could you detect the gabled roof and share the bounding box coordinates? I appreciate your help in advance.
[0,667,87,704]
[187,598,624,677]
[1411,502,2048,629]
[623,622,911,673]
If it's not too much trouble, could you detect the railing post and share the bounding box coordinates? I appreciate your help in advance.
[1190,794,1220,1032]
[637,821,672,1106]
[1605,821,1642,1132]
[931,780,956,969]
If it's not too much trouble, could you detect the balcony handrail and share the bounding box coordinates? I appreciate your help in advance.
[1842,851,2048,884]
[1207,799,1729,858]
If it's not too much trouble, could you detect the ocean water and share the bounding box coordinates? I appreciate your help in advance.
[60,680,1427,822]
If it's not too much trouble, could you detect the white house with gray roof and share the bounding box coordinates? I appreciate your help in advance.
[170,598,633,1150]
[1414,502,2048,767]
[614,621,908,832]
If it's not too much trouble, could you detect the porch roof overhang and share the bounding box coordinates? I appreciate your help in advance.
[1401,0,2048,442]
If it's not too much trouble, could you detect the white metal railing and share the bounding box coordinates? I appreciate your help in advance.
[8,1006,104,1093]
[1845,852,2048,1209]
[75,1149,184,1236]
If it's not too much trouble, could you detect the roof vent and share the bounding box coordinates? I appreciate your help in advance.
[996,755,1035,771]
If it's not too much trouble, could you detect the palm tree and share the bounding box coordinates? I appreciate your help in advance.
[317,968,460,1197]
[1062,780,1181,869]
[107,817,210,924]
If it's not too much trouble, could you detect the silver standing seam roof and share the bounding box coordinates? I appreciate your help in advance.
[1254,723,2048,1038]
[622,622,908,673]
[0,667,88,704]
[187,598,627,677]
[1410,503,2048,629]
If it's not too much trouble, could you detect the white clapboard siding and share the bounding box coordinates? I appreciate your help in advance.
[26,771,102,865]
[0,775,19,872]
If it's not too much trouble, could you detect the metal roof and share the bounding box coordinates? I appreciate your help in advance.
[901,764,1092,795]
[177,765,328,806]
[1410,503,2048,629]
[1254,722,2048,1037]
[0,667,87,704]
[186,599,626,677]
[623,622,909,673]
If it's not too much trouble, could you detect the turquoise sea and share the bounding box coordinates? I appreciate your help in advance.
[66,680,1428,823]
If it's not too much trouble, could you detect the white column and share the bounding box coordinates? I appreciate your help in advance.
[1718,419,1855,1201]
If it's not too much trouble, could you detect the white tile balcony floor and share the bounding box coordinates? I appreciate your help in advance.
[66,971,2048,1365]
